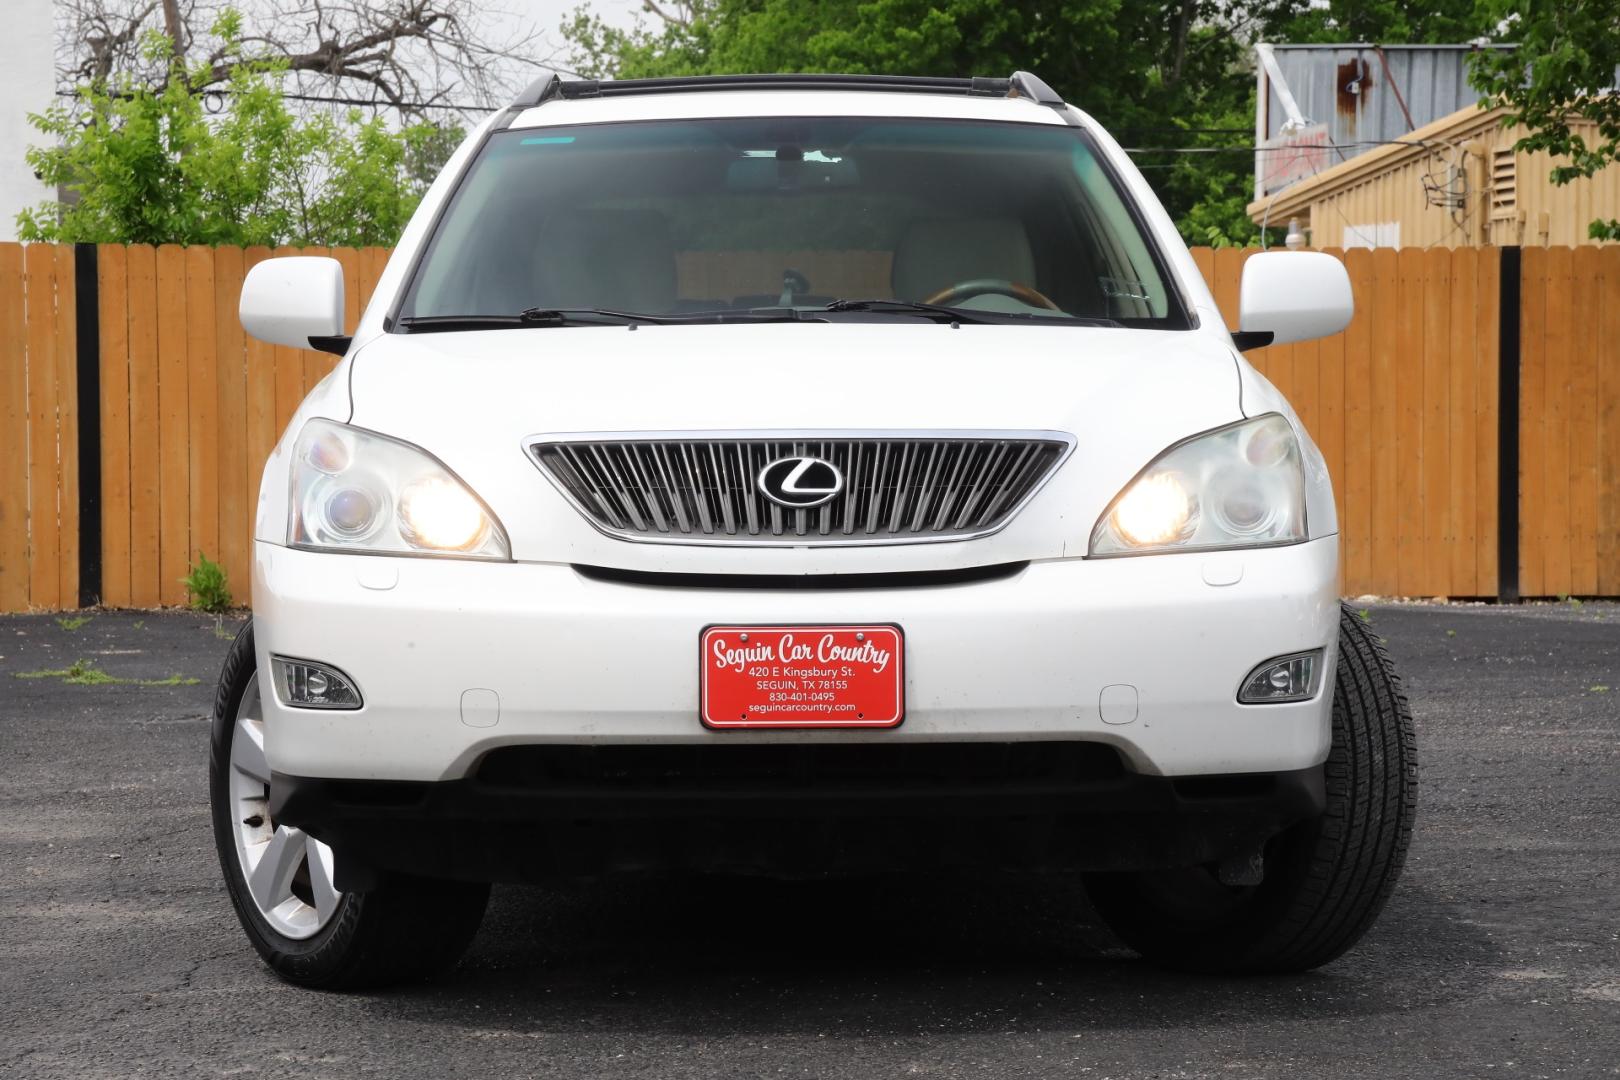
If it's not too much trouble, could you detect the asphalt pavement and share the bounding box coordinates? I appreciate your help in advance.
[1,602,1616,1079]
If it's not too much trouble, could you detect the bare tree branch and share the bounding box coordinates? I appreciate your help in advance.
[56,0,570,116]
[159,0,188,60]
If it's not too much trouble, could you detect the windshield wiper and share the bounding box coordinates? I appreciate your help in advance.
[588,306,810,324]
[399,309,654,332]
[397,313,528,331]
[824,298,996,324]
[399,307,814,332]
[522,306,813,325]
[825,299,1125,328]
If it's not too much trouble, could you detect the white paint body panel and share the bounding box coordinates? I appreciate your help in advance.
[239,256,346,350]
[254,537,1340,782]
[1238,251,1354,346]
[510,90,1074,130]
[248,87,1344,783]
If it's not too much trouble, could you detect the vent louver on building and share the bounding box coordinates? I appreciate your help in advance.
[1490,148,1517,218]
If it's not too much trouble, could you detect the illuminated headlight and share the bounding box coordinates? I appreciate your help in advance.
[399,477,490,551]
[289,419,510,559]
[1091,414,1306,556]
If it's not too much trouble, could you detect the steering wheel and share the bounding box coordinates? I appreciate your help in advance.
[923,278,1061,311]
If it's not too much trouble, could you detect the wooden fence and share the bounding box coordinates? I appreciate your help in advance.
[1196,247,1507,600]
[1,241,1617,611]
[89,245,391,609]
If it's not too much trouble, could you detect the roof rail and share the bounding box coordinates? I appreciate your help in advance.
[509,73,563,109]
[505,71,1069,109]
[1009,70,1063,106]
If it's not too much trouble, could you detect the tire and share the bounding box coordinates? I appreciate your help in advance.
[209,621,489,989]
[1084,603,1417,973]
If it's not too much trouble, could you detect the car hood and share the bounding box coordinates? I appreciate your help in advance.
[347,323,1240,573]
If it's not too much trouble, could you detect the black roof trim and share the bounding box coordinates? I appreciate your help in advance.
[510,73,564,108]
[1009,71,1063,106]
[506,72,1069,110]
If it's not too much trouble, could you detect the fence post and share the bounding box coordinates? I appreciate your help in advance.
[73,243,101,608]
[1497,246,1521,603]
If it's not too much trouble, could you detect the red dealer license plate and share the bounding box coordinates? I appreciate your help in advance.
[700,625,904,729]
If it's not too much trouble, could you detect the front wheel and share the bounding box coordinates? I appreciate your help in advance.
[209,622,489,989]
[1084,603,1418,973]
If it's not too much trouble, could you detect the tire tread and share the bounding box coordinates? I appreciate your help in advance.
[1085,602,1418,973]
[210,621,488,990]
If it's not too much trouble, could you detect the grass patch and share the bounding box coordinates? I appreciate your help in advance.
[13,659,198,687]
[55,615,92,631]
[16,659,120,685]
[138,673,202,687]
[1357,608,1372,623]
[1591,685,1611,694]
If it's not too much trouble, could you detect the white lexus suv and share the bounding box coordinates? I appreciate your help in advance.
[210,71,1416,988]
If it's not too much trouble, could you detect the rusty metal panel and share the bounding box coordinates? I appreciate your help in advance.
[1261,45,1498,197]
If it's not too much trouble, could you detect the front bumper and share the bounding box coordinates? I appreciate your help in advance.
[270,749,1327,885]
[251,536,1340,782]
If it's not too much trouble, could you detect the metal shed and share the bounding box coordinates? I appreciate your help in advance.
[1251,44,1619,249]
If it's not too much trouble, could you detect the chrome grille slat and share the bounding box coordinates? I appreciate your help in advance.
[529,433,1069,546]
[586,444,646,532]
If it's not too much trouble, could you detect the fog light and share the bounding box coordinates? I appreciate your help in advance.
[1238,650,1322,704]
[271,657,362,710]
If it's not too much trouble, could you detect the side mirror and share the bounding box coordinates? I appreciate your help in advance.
[239,256,348,354]
[1234,251,1353,350]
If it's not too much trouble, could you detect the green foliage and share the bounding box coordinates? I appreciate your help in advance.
[55,615,92,631]
[19,27,461,247]
[16,659,120,685]
[139,673,204,687]
[560,0,1495,246]
[1471,1,1620,242]
[183,553,232,614]
[14,659,199,687]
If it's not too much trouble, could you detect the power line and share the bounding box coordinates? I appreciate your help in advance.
[57,87,491,114]
[1116,127,1257,136]
[1126,138,1441,154]
[271,91,488,113]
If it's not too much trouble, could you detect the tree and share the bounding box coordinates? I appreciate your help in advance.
[1470,0,1620,241]
[17,0,548,245]
[558,0,1266,243]
[19,28,455,247]
[60,0,552,113]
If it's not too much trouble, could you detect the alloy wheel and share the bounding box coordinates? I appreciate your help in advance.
[227,672,343,939]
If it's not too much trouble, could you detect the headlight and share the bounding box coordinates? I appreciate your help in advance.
[1090,414,1305,556]
[288,419,510,559]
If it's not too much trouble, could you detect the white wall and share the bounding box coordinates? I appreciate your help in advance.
[0,0,56,241]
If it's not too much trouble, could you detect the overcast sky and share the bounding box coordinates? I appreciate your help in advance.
[487,0,642,80]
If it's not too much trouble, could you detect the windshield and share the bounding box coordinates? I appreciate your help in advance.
[399,116,1187,327]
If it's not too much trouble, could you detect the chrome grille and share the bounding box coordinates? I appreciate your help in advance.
[527,432,1072,546]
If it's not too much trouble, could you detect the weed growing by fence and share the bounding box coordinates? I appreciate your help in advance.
[184,554,232,613]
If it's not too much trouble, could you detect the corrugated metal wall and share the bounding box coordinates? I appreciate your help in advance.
[1263,45,1494,157]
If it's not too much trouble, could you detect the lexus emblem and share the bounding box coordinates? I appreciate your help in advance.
[758,455,844,509]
